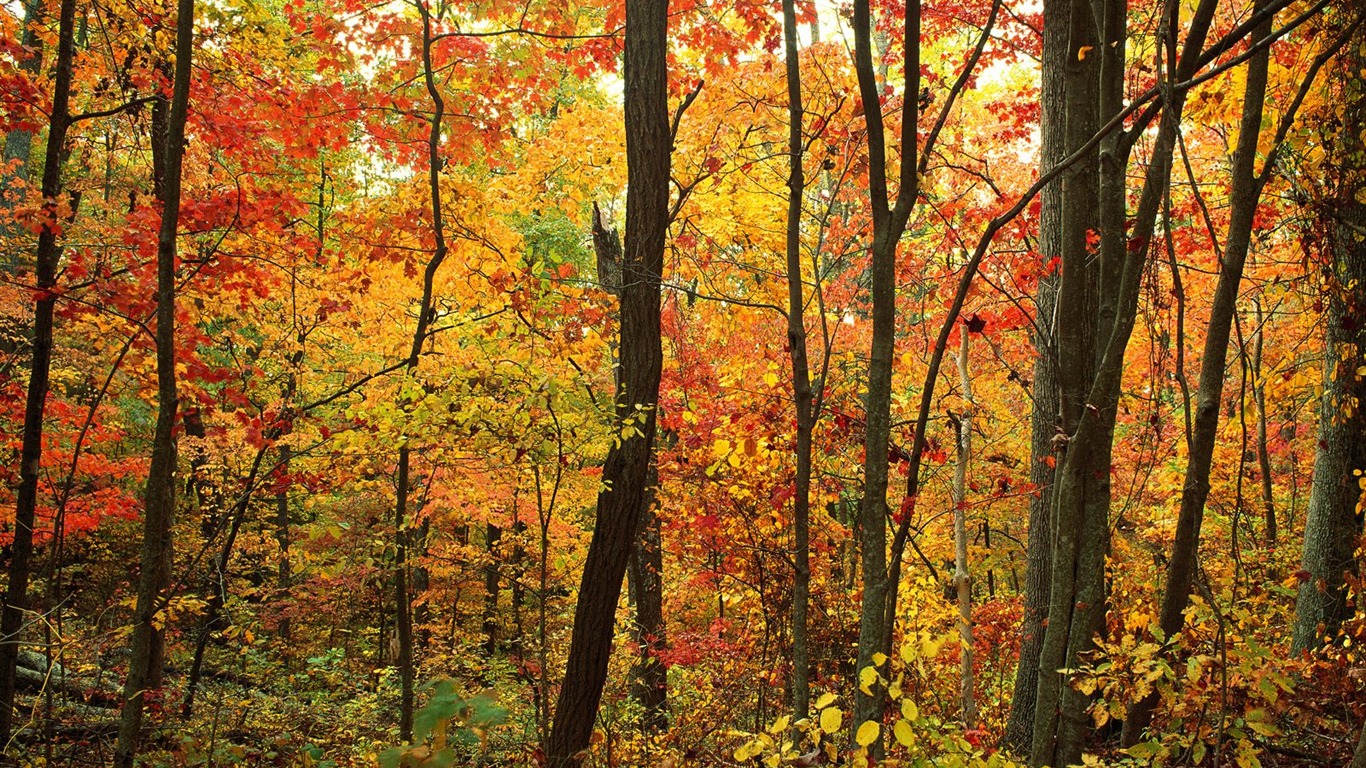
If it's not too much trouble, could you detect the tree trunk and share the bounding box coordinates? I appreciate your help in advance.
[849,0,922,734]
[114,0,194,760]
[1032,1,1219,764]
[954,329,976,728]
[386,0,454,739]
[1003,0,1065,749]
[780,0,816,720]
[1293,19,1366,653]
[629,468,667,732]
[394,448,416,739]
[1030,0,1104,761]
[544,0,670,757]
[0,0,75,744]
[1121,2,1271,743]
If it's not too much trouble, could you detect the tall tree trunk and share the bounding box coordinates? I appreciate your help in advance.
[1122,2,1271,742]
[629,467,667,732]
[1032,2,1219,764]
[849,0,922,733]
[1293,16,1366,653]
[953,328,976,727]
[1030,0,1104,761]
[0,0,75,743]
[871,7,1002,743]
[780,0,816,720]
[544,0,669,757]
[393,448,416,739]
[1003,0,1064,751]
[386,0,453,738]
[114,0,193,760]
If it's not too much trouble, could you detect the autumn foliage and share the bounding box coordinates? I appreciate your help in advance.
[0,0,1364,766]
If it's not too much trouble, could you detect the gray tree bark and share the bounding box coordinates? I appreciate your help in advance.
[849,0,922,734]
[1293,14,1366,653]
[1031,1,1220,764]
[1002,0,1064,750]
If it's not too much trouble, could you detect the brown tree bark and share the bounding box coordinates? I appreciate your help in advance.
[0,0,75,743]
[1121,0,1273,742]
[114,0,194,760]
[780,0,817,719]
[628,467,667,731]
[849,0,922,734]
[544,0,670,758]
[385,0,454,739]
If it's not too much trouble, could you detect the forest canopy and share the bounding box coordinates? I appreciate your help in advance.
[0,0,1364,765]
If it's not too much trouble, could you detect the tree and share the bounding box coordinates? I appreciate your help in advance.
[1122,0,1348,741]
[544,0,670,759]
[1030,0,1220,761]
[114,0,195,760]
[780,0,817,719]
[1292,5,1366,654]
[0,0,75,743]
[952,324,976,727]
[848,0,923,732]
[1003,0,1064,749]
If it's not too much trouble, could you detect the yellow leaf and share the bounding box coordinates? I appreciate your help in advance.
[819,706,842,734]
[872,652,888,667]
[763,371,780,388]
[892,719,915,747]
[1078,45,1094,60]
[858,666,878,694]
[901,699,918,721]
[814,692,837,710]
[920,635,947,658]
[855,721,880,747]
